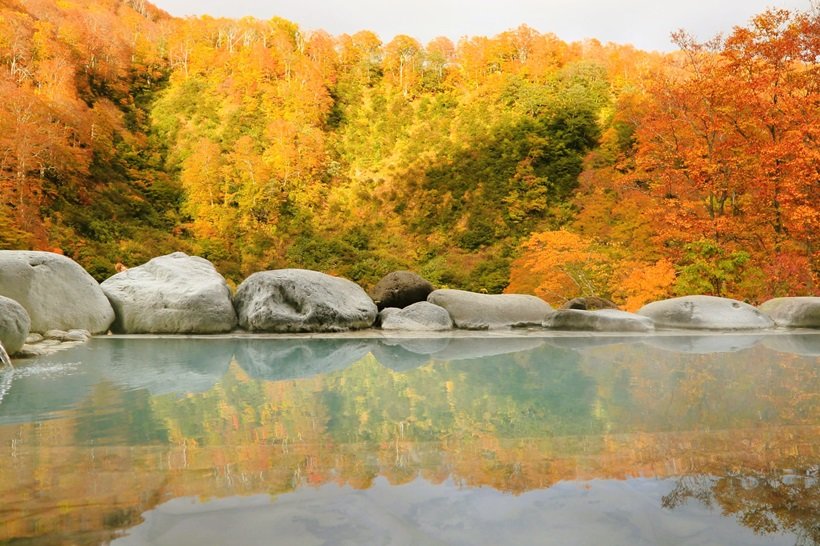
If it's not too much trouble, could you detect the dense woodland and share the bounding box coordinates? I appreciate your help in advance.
[0,0,817,306]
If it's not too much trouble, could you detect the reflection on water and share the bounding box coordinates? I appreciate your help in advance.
[112,478,805,546]
[0,334,817,545]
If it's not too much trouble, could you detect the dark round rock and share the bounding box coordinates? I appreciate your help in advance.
[370,271,434,310]
[561,297,619,311]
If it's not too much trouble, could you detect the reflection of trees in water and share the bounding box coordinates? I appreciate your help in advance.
[663,469,820,546]
[1,337,818,543]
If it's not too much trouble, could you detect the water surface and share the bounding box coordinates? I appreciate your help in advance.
[0,333,817,545]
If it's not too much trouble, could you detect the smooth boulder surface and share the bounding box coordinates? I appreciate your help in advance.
[543,309,654,332]
[370,271,434,310]
[234,269,378,332]
[101,252,237,334]
[0,295,30,355]
[637,295,774,330]
[379,302,453,331]
[561,297,619,310]
[427,289,552,329]
[758,297,820,328]
[0,251,114,334]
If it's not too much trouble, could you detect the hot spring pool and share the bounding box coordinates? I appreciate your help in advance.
[0,332,817,545]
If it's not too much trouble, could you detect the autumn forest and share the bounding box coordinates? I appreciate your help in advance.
[0,0,817,307]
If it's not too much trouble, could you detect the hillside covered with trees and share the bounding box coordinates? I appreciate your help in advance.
[0,0,817,307]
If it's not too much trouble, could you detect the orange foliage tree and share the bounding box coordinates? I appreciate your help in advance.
[630,9,819,298]
[506,229,675,309]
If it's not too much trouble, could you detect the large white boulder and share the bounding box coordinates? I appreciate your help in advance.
[233,269,378,332]
[101,252,237,334]
[637,295,774,330]
[758,297,820,328]
[0,251,114,334]
[543,309,654,332]
[427,289,552,329]
[0,295,30,355]
[379,301,453,331]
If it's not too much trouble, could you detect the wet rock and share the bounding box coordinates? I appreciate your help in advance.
[561,297,619,310]
[0,251,114,334]
[427,289,553,329]
[379,302,453,331]
[0,295,30,355]
[13,344,52,358]
[234,269,377,332]
[543,309,654,332]
[370,271,434,310]
[637,295,774,330]
[63,329,92,342]
[44,329,68,341]
[25,333,43,344]
[758,297,820,328]
[101,252,237,334]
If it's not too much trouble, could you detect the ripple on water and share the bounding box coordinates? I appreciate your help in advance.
[10,361,81,379]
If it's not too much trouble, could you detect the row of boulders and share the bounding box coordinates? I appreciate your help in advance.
[0,250,818,356]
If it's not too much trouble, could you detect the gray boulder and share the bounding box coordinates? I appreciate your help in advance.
[427,289,552,329]
[0,251,114,334]
[0,295,30,355]
[370,271,434,310]
[234,269,378,332]
[758,297,820,328]
[101,252,237,334]
[561,297,619,310]
[543,309,654,332]
[379,302,453,331]
[637,295,774,330]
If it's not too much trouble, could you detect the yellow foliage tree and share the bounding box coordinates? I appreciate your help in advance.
[506,230,611,305]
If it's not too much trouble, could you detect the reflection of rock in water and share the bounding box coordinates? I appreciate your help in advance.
[545,336,647,352]
[372,338,451,372]
[235,338,373,381]
[761,333,820,356]
[430,337,545,362]
[642,334,763,354]
[102,337,236,395]
[386,338,451,355]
